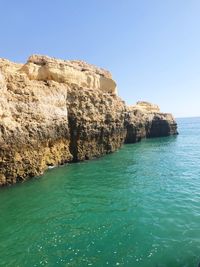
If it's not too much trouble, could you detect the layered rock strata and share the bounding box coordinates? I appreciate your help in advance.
[0,55,177,186]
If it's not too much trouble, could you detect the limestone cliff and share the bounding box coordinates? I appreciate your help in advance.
[0,55,177,186]
[125,101,178,143]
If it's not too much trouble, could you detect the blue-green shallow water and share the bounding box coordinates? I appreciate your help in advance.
[0,118,200,267]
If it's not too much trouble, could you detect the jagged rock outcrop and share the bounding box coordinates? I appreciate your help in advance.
[0,55,178,186]
[125,101,178,143]
[67,85,126,161]
[21,55,117,95]
[0,58,73,185]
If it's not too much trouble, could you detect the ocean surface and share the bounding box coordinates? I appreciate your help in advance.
[0,117,200,267]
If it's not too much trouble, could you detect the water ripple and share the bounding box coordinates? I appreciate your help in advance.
[0,117,200,266]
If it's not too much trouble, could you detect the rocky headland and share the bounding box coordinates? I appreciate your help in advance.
[0,55,178,186]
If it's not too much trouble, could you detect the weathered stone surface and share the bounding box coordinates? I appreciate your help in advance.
[67,85,126,161]
[125,102,178,143]
[0,55,178,186]
[21,55,117,95]
[134,101,160,113]
[0,58,72,185]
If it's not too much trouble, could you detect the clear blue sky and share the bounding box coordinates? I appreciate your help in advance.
[1,0,200,117]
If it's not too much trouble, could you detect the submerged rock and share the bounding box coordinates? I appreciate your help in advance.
[0,55,178,186]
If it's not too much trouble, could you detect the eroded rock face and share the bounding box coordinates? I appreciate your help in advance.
[67,85,126,161]
[0,55,178,186]
[0,58,72,185]
[21,55,117,95]
[125,102,178,143]
[134,101,160,113]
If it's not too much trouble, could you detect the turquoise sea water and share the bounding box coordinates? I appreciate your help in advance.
[0,117,200,267]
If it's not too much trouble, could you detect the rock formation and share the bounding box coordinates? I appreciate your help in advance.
[0,55,178,186]
[125,101,178,143]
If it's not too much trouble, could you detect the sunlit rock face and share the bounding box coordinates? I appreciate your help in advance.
[21,55,118,95]
[0,57,72,186]
[125,101,178,143]
[134,101,160,113]
[0,55,177,186]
